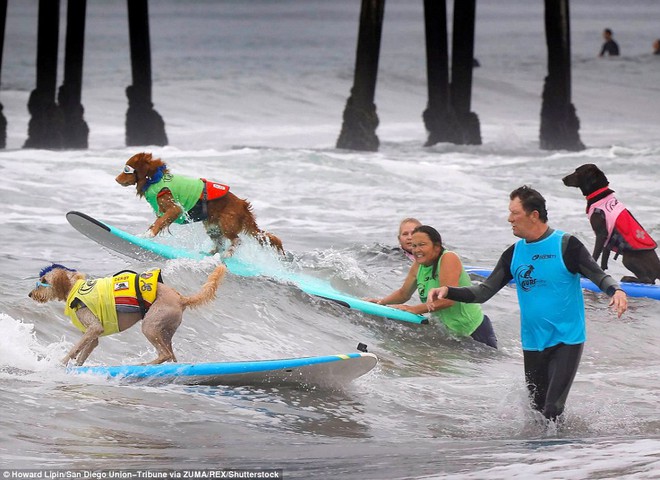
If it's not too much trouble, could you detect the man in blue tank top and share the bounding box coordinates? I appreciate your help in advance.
[427,186,628,422]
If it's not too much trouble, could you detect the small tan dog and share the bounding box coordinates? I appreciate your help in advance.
[28,263,226,366]
[115,152,284,257]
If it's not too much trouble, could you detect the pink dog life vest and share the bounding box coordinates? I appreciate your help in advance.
[587,192,657,253]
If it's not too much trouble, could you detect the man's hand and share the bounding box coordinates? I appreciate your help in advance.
[609,289,627,318]
[426,286,448,306]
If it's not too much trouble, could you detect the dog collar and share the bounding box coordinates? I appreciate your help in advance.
[585,187,615,213]
[586,186,611,200]
[142,165,167,193]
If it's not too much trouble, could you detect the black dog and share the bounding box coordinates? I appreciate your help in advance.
[562,163,660,284]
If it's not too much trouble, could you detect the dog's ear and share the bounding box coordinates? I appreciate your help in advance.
[125,152,169,197]
[128,153,157,196]
[50,268,85,301]
[133,152,166,177]
[125,152,148,167]
[50,269,73,300]
[581,164,609,193]
[126,152,151,169]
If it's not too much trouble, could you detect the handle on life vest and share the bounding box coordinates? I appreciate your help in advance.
[112,269,154,318]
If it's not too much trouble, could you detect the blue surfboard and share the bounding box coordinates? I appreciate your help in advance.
[465,266,660,300]
[66,211,428,324]
[68,352,378,387]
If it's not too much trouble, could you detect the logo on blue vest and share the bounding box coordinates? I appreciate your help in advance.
[532,254,556,260]
[515,264,536,291]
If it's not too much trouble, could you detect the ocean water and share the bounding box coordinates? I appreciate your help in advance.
[1,0,659,478]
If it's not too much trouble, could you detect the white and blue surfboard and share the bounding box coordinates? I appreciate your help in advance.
[68,352,378,387]
[66,211,428,324]
[465,266,660,300]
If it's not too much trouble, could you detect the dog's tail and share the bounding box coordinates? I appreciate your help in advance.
[180,264,227,309]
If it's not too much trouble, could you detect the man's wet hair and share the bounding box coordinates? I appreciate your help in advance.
[510,185,548,222]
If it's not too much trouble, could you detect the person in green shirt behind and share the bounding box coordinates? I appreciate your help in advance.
[366,225,497,348]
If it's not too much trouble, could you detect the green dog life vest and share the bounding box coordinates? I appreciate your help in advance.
[144,173,204,224]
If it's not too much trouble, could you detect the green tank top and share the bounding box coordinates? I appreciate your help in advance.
[144,173,204,224]
[416,250,483,336]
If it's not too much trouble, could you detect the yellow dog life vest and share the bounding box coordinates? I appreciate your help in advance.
[64,269,161,335]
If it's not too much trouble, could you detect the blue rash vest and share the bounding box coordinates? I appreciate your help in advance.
[511,229,586,351]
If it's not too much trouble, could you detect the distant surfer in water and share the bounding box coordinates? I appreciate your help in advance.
[427,186,628,423]
[395,217,422,261]
[599,28,620,57]
[367,225,498,348]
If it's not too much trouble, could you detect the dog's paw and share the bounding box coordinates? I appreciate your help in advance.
[621,275,652,284]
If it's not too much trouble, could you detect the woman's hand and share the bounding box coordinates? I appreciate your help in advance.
[390,304,414,312]
[363,298,382,305]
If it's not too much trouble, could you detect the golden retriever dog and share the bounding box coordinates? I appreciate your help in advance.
[115,152,284,257]
[28,263,226,366]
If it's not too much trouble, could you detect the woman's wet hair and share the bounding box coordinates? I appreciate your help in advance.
[412,225,444,278]
[413,225,443,246]
[398,217,422,234]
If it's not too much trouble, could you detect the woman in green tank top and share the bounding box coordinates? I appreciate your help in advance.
[366,225,497,348]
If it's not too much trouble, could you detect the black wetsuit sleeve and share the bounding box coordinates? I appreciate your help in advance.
[446,245,515,303]
[562,234,620,296]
